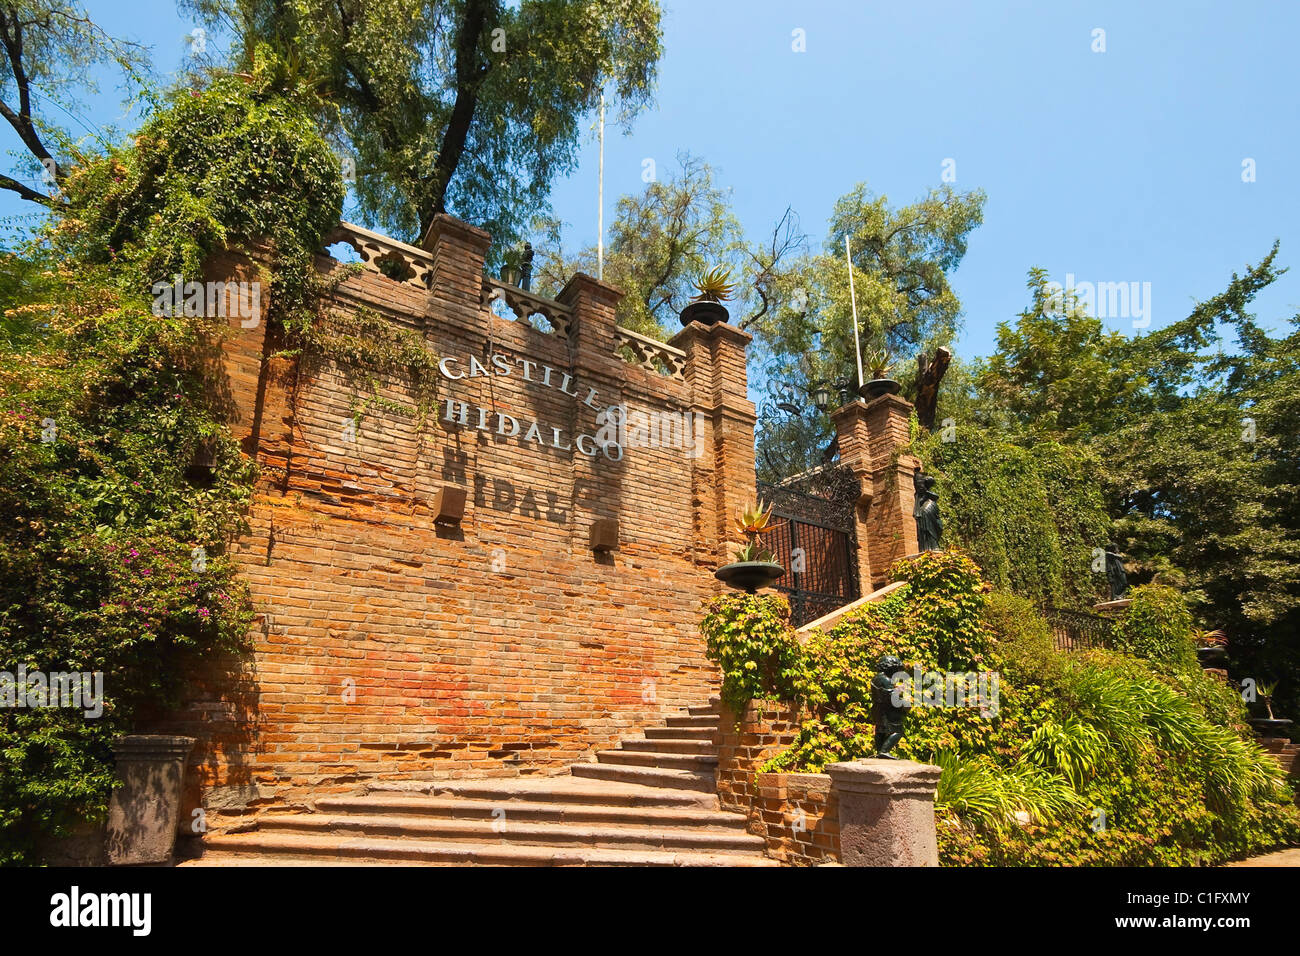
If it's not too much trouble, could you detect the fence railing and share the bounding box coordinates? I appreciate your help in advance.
[1041,605,1114,652]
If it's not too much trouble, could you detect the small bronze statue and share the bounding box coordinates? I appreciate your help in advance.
[1104,542,1129,601]
[870,654,911,758]
[913,471,942,552]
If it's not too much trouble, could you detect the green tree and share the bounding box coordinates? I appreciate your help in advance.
[0,0,148,205]
[187,0,663,248]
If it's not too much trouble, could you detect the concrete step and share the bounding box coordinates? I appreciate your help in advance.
[619,736,715,754]
[256,812,764,854]
[665,714,720,729]
[199,831,777,866]
[644,725,716,741]
[595,749,717,771]
[366,776,716,809]
[570,762,716,793]
[316,794,742,828]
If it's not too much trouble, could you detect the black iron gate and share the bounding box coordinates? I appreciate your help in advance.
[757,467,860,627]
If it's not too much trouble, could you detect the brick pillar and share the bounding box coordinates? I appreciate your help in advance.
[670,319,756,569]
[832,393,921,592]
[421,213,492,333]
[556,273,625,546]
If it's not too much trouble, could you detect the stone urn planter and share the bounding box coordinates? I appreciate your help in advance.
[679,300,729,327]
[1196,645,1228,666]
[858,377,901,400]
[1249,717,1293,738]
[105,735,196,865]
[715,560,785,594]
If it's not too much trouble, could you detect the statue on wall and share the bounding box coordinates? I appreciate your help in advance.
[870,655,910,758]
[913,471,942,552]
[1104,543,1129,601]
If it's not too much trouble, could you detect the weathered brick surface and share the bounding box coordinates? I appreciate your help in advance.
[715,699,840,864]
[715,700,799,811]
[150,217,758,822]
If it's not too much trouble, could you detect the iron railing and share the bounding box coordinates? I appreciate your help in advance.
[1041,605,1114,652]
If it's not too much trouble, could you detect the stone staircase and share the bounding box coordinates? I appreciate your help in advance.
[185,699,777,866]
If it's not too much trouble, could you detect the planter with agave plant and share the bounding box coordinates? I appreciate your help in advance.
[1193,627,1229,666]
[680,266,736,327]
[858,345,901,399]
[1247,681,1294,738]
[715,500,785,594]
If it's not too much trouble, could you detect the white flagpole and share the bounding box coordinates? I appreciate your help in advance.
[597,93,605,280]
[846,235,864,391]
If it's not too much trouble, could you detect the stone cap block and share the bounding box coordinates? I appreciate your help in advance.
[826,758,941,798]
[112,735,197,762]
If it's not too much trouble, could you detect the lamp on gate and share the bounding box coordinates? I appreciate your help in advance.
[812,381,834,413]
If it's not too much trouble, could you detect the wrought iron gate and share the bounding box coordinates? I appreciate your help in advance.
[757,467,860,627]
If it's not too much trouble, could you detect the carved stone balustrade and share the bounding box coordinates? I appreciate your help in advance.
[614,326,687,380]
[480,277,573,338]
[323,222,434,289]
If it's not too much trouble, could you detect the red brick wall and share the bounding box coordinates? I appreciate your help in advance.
[153,217,758,821]
[751,771,840,865]
[715,699,841,864]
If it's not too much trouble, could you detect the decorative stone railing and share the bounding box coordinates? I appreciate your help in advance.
[322,222,434,289]
[480,277,573,338]
[614,325,687,380]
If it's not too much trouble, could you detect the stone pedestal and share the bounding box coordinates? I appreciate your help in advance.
[827,758,942,867]
[1093,598,1132,615]
[106,735,196,865]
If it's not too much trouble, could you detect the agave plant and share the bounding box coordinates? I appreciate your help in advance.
[731,500,780,563]
[692,266,737,303]
[864,345,893,379]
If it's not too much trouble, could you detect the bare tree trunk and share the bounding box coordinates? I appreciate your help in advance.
[914,346,952,431]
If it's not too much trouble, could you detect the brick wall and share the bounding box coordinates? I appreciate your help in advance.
[715,699,841,864]
[751,771,840,865]
[150,216,758,822]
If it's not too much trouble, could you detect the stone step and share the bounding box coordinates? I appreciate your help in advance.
[366,776,716,809]
[256,812,764,854]
[619,736,715,754]
[665,714,720,729]
[199,831,777,866]
[688,703,721,716]
[316,794,742,828]
[570,762,716,793]
[595,749,717,771]
[644,725,716,741]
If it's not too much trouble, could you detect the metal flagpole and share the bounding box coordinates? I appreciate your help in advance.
[597,93,605,280]
[846,235,864,391]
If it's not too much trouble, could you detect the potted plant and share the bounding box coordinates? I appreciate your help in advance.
[1193,627,1228,666]
[715,500,785,593]
[858,345,901,399]
[679,266,736,327]
[1247,681,1294,738]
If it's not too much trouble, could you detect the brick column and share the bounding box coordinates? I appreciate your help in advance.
[832,393,921,591]
[421,213,492,334]
[556,273,626,547]
[670,319,756,569]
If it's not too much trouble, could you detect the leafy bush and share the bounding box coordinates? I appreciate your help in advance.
[911,426,1110,606]
[1112,584,1198,670]
[0,58,342,864]
[698,593,802,714]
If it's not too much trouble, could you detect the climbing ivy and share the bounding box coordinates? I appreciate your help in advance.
[0,53,343,864]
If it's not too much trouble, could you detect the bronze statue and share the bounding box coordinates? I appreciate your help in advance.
[1104,543,1128,601]
[870,654,910,758]
[913,471,942,552]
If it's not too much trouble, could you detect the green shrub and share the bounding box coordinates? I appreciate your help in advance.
[1112,584,1198,670]
[0,57,342,864]
[698,593,801,714]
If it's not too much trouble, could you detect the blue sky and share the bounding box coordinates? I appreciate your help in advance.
[3,0,1297,361]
